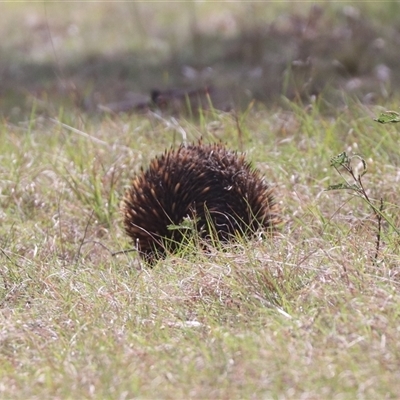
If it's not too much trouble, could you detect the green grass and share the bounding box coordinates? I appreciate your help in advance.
[1,101,400,399]
[2,2,400,399]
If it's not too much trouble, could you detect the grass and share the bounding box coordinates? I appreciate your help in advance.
[2,101,400,399]
[2,2,400,399]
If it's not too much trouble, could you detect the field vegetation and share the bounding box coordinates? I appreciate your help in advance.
[1,2,400,399]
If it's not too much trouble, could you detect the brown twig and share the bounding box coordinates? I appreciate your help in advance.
[374,198,384,264]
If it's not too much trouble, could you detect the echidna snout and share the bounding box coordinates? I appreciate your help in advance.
[122,142,280,261]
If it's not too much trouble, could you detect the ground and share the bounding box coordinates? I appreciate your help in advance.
[1,2,400,399]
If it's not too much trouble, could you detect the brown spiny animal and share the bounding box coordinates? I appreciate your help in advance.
[122,142,280,262]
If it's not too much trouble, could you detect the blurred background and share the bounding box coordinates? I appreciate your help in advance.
[2,1,400,120]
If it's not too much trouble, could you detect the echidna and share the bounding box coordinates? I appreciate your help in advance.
[122,142,280,261]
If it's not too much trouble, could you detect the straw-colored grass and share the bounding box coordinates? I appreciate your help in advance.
[1,2,400,399]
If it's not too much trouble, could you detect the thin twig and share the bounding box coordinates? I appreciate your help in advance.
[75,209,95,263]
[49,118,133,152]
[81,240,115,254]
[111,248,138,256]
[374,198,384,264]
[234,111,244,152]
[57,188,65,268]
[0,248,15,291]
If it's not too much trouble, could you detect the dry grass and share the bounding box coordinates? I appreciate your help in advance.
[1,2,400,399]
[1,103,400,399]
